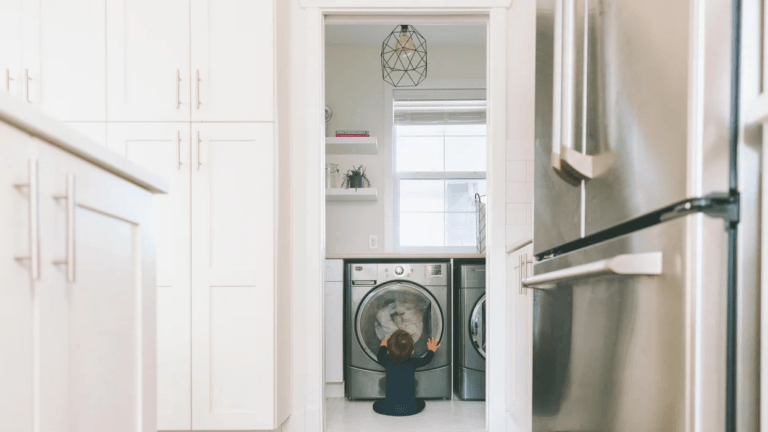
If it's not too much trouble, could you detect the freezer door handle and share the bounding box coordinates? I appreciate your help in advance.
[522,252,662,289]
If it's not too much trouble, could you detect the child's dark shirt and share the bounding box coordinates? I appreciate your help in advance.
[373,345,434,416]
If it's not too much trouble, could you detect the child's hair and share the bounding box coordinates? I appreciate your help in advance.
[387,330,414,364]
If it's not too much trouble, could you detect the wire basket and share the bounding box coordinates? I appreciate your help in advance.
[475,193,486,254]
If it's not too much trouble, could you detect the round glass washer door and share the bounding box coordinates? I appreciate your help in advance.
[356,281,443,362]
[469,294,486,358]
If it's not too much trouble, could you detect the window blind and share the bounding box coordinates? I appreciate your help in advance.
[393,89,487,125]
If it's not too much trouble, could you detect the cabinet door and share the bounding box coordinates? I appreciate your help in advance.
[325,281,344,383]
[107,0,189,121]
[191,123,275,430]
[507,244,533,432]
[0,123,36,432]
[107,123,191,431]
[0,0,22,98]
[23,0,106,120]
[65,122,107,147]
[40,142,158,432]
[191,0,273,122]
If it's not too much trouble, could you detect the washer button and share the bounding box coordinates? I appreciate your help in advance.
[394,266,404,275]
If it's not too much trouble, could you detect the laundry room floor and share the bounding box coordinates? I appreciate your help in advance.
[325,397,486,432]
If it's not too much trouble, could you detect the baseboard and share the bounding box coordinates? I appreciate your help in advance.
[325,382,344,398]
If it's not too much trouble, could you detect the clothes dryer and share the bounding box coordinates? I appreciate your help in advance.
[455,264,486,400]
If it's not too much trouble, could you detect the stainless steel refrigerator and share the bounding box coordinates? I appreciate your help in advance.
[526,0,759,431]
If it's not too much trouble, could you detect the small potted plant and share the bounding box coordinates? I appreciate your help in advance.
[341,165,371,190]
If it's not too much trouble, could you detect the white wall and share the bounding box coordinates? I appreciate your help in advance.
[504,0,536,428]
[324,43,487,255]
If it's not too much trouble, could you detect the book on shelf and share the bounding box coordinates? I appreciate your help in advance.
[335,130,369,135]
[335,134,370,137]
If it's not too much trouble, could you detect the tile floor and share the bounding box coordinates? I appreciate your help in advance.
[325,397,486,432]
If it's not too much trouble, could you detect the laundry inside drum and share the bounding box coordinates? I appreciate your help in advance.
[360,287,434,359]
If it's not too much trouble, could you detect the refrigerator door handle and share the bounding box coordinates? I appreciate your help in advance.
[559,145,614,180]
[522,252,662,289]
[550,0,579,186]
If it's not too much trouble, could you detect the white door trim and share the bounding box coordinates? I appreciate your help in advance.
[290,6,507,432]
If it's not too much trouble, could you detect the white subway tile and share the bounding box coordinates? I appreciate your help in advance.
[506,139,534,161]
[506,224,533,248]
[526,160,535,181]
[527,203,534,225]
[506,203,527,225]
[506,181,533,203]
[506,161,526,182]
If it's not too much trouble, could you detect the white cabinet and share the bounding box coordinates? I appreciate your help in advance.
[44,142,157,432]
[0,120,158,432]
[106,0,273,122]
[0,1,22,99]
[107,0,190,121]
[34,0,106,120]
[107,123,192,430]
[191,0,274,122]
[325,260,344,385]
[0,123,35,432]
[65,122,107,146]
[507,243,533,432]
[1,0,106,121]
[191,123,278,430]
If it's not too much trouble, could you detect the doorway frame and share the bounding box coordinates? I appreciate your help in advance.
[291,5,509,431]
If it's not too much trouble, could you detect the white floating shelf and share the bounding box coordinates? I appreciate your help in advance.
[326,188,378,201]
[325,136,378,155]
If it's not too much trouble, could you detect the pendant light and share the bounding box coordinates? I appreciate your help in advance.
[381,24,427,87]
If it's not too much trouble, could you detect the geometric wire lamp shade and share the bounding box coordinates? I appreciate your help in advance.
[381,25,427,87]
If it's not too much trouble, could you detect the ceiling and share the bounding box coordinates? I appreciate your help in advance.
[325,24,486,47]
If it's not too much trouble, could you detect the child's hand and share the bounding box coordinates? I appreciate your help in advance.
[381,335,388,346]
[427,338,440,352]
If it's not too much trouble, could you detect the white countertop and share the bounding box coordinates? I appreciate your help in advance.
[325,254,485,259]
[0,95,168,194]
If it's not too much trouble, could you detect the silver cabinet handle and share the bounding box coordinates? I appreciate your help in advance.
[23,68,31,103]
[196,131,202,170]
[52,175,76,283]
[195,69,201,109]
[5,69,12,92]
[177,130,182,170]
[176,69,181,109]
[14,159,41,280]
[518,253,532,295]
[522,252,663,289]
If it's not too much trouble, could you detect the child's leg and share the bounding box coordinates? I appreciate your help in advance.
[415,399,426,414]
[373,400,387,415]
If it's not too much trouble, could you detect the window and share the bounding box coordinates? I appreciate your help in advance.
[393,92,486,252]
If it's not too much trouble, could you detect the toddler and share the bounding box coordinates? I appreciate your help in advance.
[373,329,440,416]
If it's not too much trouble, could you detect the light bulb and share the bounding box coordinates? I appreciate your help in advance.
[396,25,416,60]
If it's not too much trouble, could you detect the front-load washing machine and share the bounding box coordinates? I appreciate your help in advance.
[345,262,451,400]
[455,264,486,400]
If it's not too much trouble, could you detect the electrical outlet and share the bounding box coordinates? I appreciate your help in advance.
[369,235,378,249]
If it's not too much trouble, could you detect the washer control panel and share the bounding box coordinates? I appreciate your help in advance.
[377,263,448,285]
